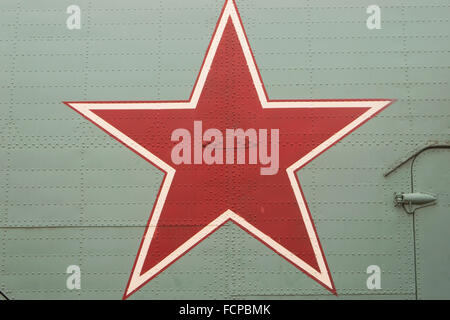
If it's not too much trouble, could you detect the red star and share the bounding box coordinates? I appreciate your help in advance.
[65,0,393,299]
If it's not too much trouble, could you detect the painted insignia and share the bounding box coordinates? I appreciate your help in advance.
[64,0,393,299]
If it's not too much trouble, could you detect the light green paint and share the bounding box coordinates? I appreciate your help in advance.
[0,0,448,300]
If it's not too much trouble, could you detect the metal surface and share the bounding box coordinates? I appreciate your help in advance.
[394,192,437,214]
[413,150,449,299]
[0,0,449,299]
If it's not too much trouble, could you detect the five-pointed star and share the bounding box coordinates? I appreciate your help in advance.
[65,0,393,299]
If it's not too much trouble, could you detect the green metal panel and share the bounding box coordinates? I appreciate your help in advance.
[414,150,450,300]
[0,0,448,299]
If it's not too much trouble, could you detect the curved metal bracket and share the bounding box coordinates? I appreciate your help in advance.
[384,143,450,179]
[384,143,449,214]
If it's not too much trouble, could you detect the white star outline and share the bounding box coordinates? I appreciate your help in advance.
[65,0,394,299]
